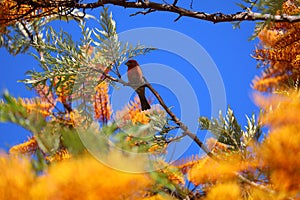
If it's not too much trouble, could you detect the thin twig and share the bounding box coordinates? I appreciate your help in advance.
[174,14,182,22]
[130,8,156,17]
[190,0,194,9]
[172,0,178,6]
[166,133,186,143]
[236,173,276,195]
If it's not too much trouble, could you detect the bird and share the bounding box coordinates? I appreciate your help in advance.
[125,59,151,111]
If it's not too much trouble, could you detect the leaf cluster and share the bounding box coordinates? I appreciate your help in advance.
[199,107,262,151]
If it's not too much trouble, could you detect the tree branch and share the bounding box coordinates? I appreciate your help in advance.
[71,0,300,23]
[91,66,214,157]
[95,68,279,195]
[144,81,215,158]
[236,173,276,195]
[58,1,300,23]
[3,1,300,24]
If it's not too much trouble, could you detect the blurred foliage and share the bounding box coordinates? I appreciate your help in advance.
[0,91,47,134]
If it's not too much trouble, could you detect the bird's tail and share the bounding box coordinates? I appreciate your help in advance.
[136,86,151,111]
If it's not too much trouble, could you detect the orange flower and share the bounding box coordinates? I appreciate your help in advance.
[34,85,56,107]
[187,153,253,186]
[9,137,38,155]
[255,91,300,194]
[0,0,60,28]
[252,1,300,92]
[93,82,112,124]
[127,96,151,124]
[115,96,151,125]
[46,148,71,162]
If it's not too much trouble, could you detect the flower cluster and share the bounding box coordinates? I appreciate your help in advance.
[253,1,300,92]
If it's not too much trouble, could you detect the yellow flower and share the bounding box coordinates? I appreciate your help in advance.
[0,152,153,199]
[20,97,54,117]
[54,76,75,104]
[141,194,175,200]
[148,143,167,154]
[0,154,35,199]
[205,182,242,200]
[59,109,85,127]
[154,160,185,185]
[32,153,152,199]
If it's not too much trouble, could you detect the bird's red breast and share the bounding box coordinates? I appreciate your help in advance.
[125,60,144,85]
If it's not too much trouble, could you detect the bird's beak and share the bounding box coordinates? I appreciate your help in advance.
[124,61,129,66]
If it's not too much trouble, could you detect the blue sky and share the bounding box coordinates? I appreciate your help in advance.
[0,1,260,157]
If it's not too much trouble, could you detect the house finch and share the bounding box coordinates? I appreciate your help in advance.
[125,60,151,111]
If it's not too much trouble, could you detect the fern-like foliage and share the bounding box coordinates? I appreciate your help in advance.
[258,0,290,15]
[20,7,154,120]
[199,107,262,151]
[2,7,162,160]
[92,7,155,74]
[0,21,37,55]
